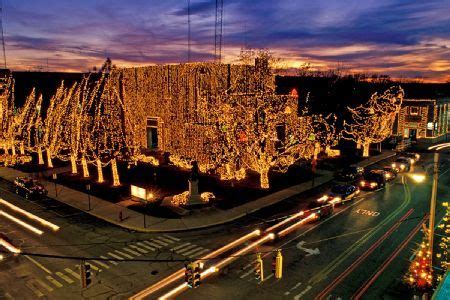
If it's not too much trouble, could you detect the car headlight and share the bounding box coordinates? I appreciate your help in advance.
[360,181,366,186]
[410,159,415,164]
[391,163,396,168]
[370,182,378,187]
[400,164,405,170]
[386,173,391,179]
[318,195,329,202]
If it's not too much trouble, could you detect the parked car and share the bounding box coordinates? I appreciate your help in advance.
[334,166,364,182]
[398,152,420,164]
[14,177,48,199]
[306,198,334,219]
[321,184,360,205]
[359,170,387,190]
[392,157,411,172]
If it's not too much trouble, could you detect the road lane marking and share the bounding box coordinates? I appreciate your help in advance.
[56,272,74,284]
[171,242,191,251]
[188,248,210,258]
[144,240,162,249]
[355,209,380,217]
[176,244,197,254]
[26,280,45,297]
[157,237,175,244]
[78,263,101,272]
[293,285,311,300]
[240,268,255,279]
[123,247,142,256]
[263,273,274,282]
[164,234,180,241]
[24,255,52,274]
[306,228,374,245]
[46,276,63,288]
[34,279,53,292]
[107,252,124,261]
[297,241,320,256]
[152,238,169,246]
[101,255,118,265]
[92,260,110,269]
[65,268,81,280]
[137,242,155,251]
[181,246,205,257]
[114,250,133,259]
[130,244,149,253]
[285,282,302,295]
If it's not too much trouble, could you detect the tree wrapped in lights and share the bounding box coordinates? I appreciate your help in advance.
[0,74,14,154]
[311,113,340,157]
[342,86,404,157]
[436,202,450,284]
[405,236,433,291]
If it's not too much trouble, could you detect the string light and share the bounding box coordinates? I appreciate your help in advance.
[342,86,404,157]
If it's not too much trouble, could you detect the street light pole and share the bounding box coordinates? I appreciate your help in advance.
[52,173,58,198]
[429,152,439,269]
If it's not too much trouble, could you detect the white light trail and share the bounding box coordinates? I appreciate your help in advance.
[0,199,60,231]
[0,238,21,253]
[0,210,44,235]
[277,213,317,237]
[265,211,304,232]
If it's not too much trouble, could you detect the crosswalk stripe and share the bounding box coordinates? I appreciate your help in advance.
[143,240,162,249]
[26,281,45,297]
[163,234,180,241]
[86,263,101,272]
[65,268,80,280]
[56,272,74,284]
[34,279,53,292]
[107,252,124,261]
[171,242,191,251]
[92,260,110,269]
[130,244,148,253]
[181,246,204,257]
[188,248,210,258]
[151,239,169,246]
[114,250,134,259]
[101,255,119,265]
[46,276,63,288]
[176,244,197,254]
[157,237,175,244]
[123,247,142,256]
[137,242,155,251]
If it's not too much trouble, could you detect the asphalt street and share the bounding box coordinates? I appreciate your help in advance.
[0,151,448,299]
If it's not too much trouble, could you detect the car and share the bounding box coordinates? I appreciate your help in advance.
[14,177,48,199]
[306,198,334,219]
[392,157,411,172]
[334,166,365,182]
[399,152,420,163]
[382,167,397,181]
[320,184,360,205]
[383,165,399,175]
[359,170,386,190]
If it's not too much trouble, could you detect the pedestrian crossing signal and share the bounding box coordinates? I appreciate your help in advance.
[80,261,92,288]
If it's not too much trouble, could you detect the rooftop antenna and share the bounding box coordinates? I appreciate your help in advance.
[187,0,191,63]
[214,0,223,62]
[0,0,6,69]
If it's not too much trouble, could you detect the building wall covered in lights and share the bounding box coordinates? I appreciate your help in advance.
[392,98,450,141]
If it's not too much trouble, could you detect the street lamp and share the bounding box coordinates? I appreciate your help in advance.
[52,173,58,198]
[427,143,450,273]
[86,184,91,211]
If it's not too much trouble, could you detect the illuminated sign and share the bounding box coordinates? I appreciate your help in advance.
[131,185,154,202]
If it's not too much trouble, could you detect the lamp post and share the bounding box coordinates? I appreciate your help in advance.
[52,173,58,198]
[427,142,450,272]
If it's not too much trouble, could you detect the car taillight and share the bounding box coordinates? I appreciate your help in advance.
[370,182,378,187]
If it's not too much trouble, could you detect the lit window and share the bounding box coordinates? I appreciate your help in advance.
[410,107,419,115]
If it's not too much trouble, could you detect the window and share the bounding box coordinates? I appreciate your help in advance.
[146,117,158,149]
[409,107,419,116]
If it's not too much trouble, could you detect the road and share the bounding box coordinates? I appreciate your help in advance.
[0,151,448,299]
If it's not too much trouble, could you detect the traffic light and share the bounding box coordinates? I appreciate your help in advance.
[274,249,283,279]
[193,265,201,288]
[80,261,92,288]
[185,263,194,288]
[255,253,264,283]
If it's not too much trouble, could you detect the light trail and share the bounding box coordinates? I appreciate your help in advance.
[278,213,317,237]
[159,234,275,300]
[265,211,304,232]
[0,210,44,235]
[0,238,21,253]
[130,229,261,300]
[0,198,60,231]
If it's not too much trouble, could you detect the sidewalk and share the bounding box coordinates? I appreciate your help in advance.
[0,150,395,232]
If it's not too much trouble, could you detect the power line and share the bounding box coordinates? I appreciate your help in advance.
[0,0,6,69]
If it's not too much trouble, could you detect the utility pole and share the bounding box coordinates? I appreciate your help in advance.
[429,152,439,269]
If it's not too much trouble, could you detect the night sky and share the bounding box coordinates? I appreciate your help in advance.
[5,0,450,81]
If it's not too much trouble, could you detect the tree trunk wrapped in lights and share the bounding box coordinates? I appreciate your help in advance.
[81,156,89,177]
[96,159,104,183]
[46,148,53,168]
[70,154,77,174]
[37,147,44,165]
[111,158,120,186]
[342,86,404,157]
